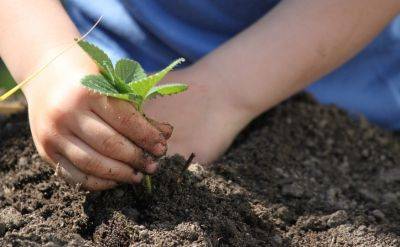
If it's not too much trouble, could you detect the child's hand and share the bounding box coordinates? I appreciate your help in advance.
[23,56,172,191]
[144,67,253,165]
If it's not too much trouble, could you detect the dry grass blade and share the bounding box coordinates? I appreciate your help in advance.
[0,16,103,101]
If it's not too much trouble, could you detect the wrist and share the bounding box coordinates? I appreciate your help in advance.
[188,60,259,121]
[171,63,257,137]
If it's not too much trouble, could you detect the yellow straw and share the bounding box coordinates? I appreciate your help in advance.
[0,16,103,101]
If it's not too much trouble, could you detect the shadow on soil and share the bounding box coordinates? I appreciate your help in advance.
[1,94,400,246]
[81,155,283,246]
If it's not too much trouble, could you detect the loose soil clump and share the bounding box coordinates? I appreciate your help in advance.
[0,94,400,246]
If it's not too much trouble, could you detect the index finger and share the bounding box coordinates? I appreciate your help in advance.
[91,97,167,157]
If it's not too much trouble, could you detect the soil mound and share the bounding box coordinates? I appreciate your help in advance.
[0,95,399,246]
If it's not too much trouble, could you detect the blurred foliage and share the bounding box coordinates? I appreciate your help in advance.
[0,60,16,90]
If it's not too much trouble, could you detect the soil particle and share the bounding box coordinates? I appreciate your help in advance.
[371,209,386,222]
[282,183,305,198]
[327,210,348,227]
[1,94,400,246]
[0,207,25,237]
[294,210,348,232]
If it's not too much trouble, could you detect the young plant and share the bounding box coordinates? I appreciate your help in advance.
[78,40,187,193]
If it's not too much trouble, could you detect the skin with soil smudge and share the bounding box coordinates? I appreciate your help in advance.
[0,94,400,246]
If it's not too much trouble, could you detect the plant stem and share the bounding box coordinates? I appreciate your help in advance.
[144,174,152,194]
[137,103,153,194]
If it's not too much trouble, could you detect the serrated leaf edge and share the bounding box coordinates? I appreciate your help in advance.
[145,83,188,99]
[127,58,185,94]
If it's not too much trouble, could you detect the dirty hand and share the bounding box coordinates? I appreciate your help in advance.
[22,56,172,191]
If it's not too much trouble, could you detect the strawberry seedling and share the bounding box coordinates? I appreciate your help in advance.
[78,40,187,193]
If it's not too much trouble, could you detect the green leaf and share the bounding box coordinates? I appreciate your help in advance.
[81,74,132,101]
[128,58,185,98]
[115,59,146,83]
[145,83,188,100]
[78,40,114,76]
[113,76,133,94]
[78,41,133,93]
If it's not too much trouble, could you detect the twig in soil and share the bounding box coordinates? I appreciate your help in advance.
[184,153,196,170]
[177,153,195,183]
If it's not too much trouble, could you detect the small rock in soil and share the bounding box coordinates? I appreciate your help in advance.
[371,209,386,221]
[187,163,207,179]
[17,156,28,166]
[276,206,294,223]
[297,215,327,231]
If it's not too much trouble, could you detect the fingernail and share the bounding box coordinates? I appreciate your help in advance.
[153,143,167,156]
[161,123,174,138]
[132,171,143,183]
[145,162,158,174]
[159,133,167,145]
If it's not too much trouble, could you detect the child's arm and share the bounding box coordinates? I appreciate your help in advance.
[190,0,400,117]
[0,0,171,190]
[144,0,400,163]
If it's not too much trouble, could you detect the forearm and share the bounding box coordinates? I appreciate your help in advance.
[190,0,400,116]
[0,0,92,87]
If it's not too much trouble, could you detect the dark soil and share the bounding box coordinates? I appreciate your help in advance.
[1,94,400,246]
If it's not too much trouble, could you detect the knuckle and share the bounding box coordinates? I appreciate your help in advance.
[39,133,53,149]
[69,86,92,106]
[101,135,124,155]
[119,112,138,127]
[46,89,88,123]
[36,147,51,162]
[148,129,164,144]
[79,155,102,174]
[129,147,145,167]
[138,129,164,152]
[37,130,58,153]
[133,146,145,161]
[82,182,96,191]
[80,157,122,182]
[145,132,166,155]
[48,108,70,127]
[81,178,97,191]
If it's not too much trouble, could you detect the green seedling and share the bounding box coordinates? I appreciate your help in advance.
[77,40,187,193]
[0,17,185,193]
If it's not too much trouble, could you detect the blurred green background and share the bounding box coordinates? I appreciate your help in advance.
[0,60,16,91]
